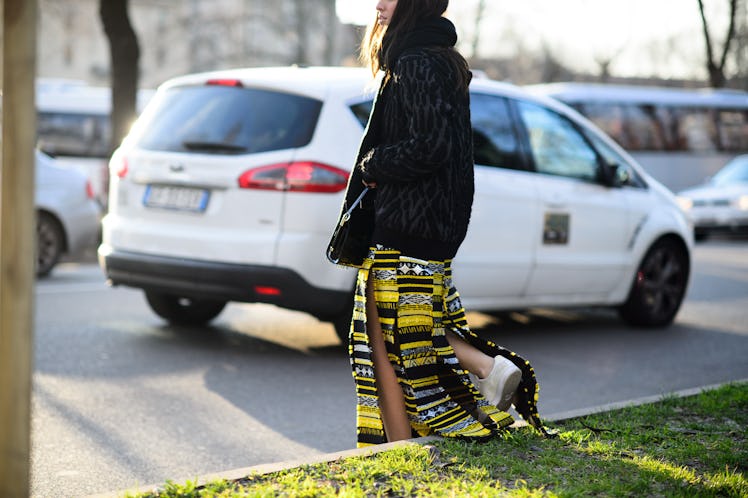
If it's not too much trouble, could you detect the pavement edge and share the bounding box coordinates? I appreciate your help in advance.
[88,378,748,498]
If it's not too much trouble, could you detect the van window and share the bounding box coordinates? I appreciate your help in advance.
[718,110,748,151]
[133,86,323,154]
[37,112,111,158]
[36,83,155,160]
[575,102,748,153]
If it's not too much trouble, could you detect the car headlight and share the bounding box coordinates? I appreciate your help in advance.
[736,195,748,211]
[676,196,693,212]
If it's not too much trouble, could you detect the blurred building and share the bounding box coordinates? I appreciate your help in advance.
[38,0,362,89]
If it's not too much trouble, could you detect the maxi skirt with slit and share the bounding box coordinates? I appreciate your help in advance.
[349,246,546,447]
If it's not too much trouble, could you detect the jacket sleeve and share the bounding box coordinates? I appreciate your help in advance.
[359,55,456,184]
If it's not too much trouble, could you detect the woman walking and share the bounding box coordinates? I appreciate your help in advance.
[330,0,548,447]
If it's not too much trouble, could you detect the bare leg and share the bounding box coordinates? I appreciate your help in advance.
[366,274,411,442]
[447,330,522,410]
[446,330,494,379]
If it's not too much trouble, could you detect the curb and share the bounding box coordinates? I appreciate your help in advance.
[544,378,748,422]
[85,436,441,498]
[88,379,747,498]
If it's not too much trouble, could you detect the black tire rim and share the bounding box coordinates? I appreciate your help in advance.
[637,245,686,321]
[37,217,61,274]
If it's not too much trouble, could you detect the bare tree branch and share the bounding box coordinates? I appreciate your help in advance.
[471,0,486,59]
[697,0,739,87]
[719,0,739,69]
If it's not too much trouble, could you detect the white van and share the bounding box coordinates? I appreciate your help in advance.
[100,67,694,341]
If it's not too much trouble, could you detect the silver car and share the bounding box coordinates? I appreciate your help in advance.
[677,155,748,241]
[35,150,101,276]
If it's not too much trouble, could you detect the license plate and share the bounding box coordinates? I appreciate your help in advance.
[143,185,210,212]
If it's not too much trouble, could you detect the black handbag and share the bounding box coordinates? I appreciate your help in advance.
[327,81,386,268]
[326,187,373,267]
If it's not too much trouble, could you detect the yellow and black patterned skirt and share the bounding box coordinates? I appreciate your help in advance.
[349,246,545,447]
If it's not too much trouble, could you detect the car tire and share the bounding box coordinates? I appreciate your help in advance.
[37,211,65,278]
[144,291,227,326]
[619,238,689,327]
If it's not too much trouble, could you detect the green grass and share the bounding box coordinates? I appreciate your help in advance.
[129,383,747,497]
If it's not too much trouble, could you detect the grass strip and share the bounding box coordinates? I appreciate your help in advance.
[128,383,747,497]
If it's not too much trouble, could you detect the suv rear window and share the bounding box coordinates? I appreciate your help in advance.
[133,85,323,154]
[350,101,373,127]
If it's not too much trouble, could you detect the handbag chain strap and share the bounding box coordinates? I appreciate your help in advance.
[340,187,370,226]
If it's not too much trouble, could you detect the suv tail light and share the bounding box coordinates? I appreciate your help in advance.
[238,162,348,193]
[113,155,129,179]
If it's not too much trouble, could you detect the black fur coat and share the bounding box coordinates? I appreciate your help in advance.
[356,46,474,261]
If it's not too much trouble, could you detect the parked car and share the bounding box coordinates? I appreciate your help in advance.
[99,66,693,340]
[35,150,101,276]
[677,154,748,241]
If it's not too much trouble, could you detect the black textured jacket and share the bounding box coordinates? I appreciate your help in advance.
[356,46,474,260]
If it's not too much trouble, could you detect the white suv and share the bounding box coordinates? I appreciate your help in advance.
[99,66,693,340]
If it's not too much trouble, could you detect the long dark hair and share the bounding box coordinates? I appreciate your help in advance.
[360,0,470,91]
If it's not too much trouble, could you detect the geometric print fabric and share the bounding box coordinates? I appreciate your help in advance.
[349,246,546,447]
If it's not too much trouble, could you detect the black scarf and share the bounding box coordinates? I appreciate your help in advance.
[380,16,458,71]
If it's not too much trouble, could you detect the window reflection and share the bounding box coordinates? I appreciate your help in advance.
[37,112,111,158]
[518,101,598,181]
[470,93,523,170]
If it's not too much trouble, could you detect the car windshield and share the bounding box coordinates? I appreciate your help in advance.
[712,156,748,186]
[131,85,322,155]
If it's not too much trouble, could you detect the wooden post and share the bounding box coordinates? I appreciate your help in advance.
[0,0,37,496]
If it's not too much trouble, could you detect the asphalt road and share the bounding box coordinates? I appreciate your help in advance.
[31,238,748,497]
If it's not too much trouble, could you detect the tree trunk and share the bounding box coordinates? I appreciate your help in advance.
[99,0,140,155]
[323,0,338,65]
[1,1,37,496]
[471,0,486,59]
[293,0,309,65]
[736,0,748,90]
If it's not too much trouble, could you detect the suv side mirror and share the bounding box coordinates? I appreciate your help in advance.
[599,161,622,188]
[600,161,633,188]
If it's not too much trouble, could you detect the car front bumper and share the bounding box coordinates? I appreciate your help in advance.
[689,205,748,232]
[98,245,351,319]
[692,215,748,235]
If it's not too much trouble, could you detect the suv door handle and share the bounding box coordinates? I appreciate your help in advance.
[546,202,566,209]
